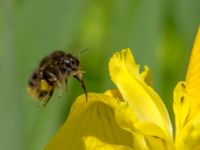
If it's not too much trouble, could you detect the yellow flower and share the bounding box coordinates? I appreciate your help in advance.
[44,26,200,150]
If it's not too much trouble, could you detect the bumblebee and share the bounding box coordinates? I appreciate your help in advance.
[27,50,87,106]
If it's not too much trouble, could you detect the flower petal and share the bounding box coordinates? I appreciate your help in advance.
[44,93,133,150]
[109,48,172,139]
[174,114,200,149]
[185,26,200,120]
[113,95,175,150]
[140,65,153,87]
[173,81,190,130]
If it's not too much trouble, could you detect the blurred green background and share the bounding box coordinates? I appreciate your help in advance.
[1,0,200,149]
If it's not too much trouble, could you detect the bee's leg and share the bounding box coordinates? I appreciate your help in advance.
[37,90,49,107]
[43,89,54,107]
[44,70,63,97]
[56,81,63,97]
[73,74,88,101]
[37,97,50,107]
[64,79,67,91]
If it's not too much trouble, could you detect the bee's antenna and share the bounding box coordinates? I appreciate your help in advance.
[77,48,89,58]
[80,48,89,54]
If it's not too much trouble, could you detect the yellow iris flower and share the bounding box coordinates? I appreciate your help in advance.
[44,26,200,150]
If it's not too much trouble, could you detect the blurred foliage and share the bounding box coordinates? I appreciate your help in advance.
[0,0,200,149]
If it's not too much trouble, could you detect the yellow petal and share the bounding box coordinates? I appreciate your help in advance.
[175,115,200,150]
[173,81,189,130]
[113,94,175,150]
[44,93,133,150]
[185,26,200,119]
[106,89,174,149]
[109,48,172,139]
[140,65,153,87]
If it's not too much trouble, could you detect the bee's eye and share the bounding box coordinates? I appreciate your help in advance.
[70,59,75,65]
[67,59,70,63]
[64,59,70,64]
[63,59,72,68]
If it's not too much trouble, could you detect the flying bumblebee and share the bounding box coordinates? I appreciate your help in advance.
[27,50,87,106]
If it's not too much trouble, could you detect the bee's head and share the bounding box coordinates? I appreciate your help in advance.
[61,53,80,74]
